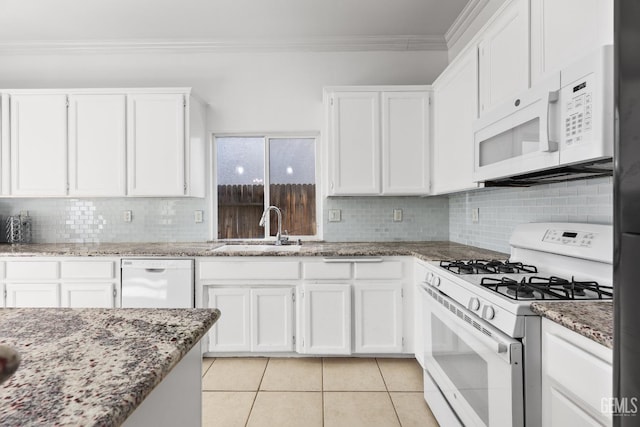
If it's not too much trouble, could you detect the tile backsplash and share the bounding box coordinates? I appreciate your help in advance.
[448,177,613,254]
[323,196,449,242]
[0,198,207,243]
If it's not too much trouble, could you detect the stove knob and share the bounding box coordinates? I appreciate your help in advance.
[469,297,480,312]
[483,306,495,320]
[433,276,441,287]
[426,272,433,283]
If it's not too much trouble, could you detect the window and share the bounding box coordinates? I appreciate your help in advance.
[215,135,318,240]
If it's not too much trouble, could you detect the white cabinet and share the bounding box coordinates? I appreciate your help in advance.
[127,93,186,196]
[530,0,613,84]
[10,94,68,196]
[302,283,351,355]
[354,283,403,353]
[204,286,294,353]
[61,283,116,308]
[478,0,530,114]
[5,283,59,307]
[325,86,431,196]
[68,94,126,196]
[432,47,482,194]
[541,318,612,426]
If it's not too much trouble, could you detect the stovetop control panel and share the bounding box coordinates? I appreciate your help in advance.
[542,228,596,247]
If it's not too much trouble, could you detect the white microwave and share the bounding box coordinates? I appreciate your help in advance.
[473,45,613,185]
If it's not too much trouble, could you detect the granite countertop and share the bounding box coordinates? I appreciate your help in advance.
[0,308,220,426]
[0,241,508,261]
[531,301,613,349]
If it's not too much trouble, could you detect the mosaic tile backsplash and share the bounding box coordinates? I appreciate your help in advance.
[448,177,613,254]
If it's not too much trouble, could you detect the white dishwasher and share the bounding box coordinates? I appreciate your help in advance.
[121,259,194,308]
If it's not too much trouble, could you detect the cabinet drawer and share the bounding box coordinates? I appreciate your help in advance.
[303,263,351,280]
[199,261,300,280]
[61,261,116,279]
[6,261,59,280]
[354,261,403,279]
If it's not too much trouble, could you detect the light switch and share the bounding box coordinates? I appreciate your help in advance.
[328,209,341,222]
[472,208,479,223]
[393,209,403,222]
[194,210,204,223]
[123,210,132,223]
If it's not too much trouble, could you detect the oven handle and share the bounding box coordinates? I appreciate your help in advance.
[420,284,519,362]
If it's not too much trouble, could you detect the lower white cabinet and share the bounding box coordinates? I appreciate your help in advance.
[301,283,351,355]
[541,318,612,426]
[354,283,403,353]
[5,283,59,307]
[205,287,294,353]
[61,283,116,308]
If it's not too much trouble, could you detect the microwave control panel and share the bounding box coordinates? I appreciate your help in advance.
[562,73,594,146]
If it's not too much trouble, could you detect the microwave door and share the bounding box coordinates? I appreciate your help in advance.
[473,73,561,182]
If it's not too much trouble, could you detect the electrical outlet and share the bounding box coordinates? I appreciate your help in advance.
[194,210,204,223]
[393,209,403,222]
[328,209,341,222]
[123,210,132,223]
[471,208,479,223]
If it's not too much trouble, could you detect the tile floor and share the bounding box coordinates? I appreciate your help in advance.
[201,357,440,427]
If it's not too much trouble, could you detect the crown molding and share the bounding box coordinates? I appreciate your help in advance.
[444,0,490,49]
[0,36,448,54]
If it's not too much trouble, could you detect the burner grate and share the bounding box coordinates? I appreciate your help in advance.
[480,275,613,300]
[440,260,538,275]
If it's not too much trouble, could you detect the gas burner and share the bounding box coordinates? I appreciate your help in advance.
[481,275,613,301]
[506,283,535,299]
[440,260,538,275]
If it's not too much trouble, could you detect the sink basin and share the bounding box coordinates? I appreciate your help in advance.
[212,244,301,253]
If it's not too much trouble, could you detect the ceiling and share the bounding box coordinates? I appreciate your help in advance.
[0,0,472,51]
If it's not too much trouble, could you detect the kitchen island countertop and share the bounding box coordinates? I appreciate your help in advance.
[0,241,508,261]
[0,308,220,426]
[531,301,613,349]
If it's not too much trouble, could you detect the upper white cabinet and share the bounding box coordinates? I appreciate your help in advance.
[432,47,481,194]
[127,93,186,196]
[10,94,68,196]
[0,88,206,198]
[530,0,613,84]
[69,94,126,196]
[381,92,430,194]
[478,0,530,115]
[325,86,431,196]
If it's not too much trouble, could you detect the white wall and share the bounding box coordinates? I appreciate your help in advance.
[0,50,448,132]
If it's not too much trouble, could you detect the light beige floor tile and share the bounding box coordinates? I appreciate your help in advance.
[202,391,255,427]
[377,358,424,391]
[202,357,215,377]
[202,357,268,391]
[390,392,439,427]
[260,358,322,391]
[324,392,401,427]
[323,358,386,391]
[246,391,323,427]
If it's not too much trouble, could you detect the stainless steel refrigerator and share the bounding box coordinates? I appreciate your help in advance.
[614,1,640,424]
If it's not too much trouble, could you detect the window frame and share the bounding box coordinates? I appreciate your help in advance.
[210,132,322,242]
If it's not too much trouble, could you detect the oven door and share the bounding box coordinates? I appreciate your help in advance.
[421,285,524,427]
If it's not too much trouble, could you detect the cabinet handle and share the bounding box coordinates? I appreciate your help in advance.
[323,257,383,263]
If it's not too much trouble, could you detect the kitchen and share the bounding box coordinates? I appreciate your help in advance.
[0,0,631,426]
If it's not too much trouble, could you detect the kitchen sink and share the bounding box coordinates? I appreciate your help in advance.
[212,244,301,253]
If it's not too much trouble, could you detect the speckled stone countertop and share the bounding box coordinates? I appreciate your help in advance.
[0,241,508,261]
[0,308,220,426]
[531,301,613,349]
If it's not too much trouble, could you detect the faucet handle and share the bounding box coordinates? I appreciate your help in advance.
[281,230,290,244]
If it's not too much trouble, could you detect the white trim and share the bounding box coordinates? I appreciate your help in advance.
[444,0,491,49]
[0,36,447,54]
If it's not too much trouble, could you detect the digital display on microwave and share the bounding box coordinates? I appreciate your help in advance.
[562,232,578,238]
[573,82,587,92]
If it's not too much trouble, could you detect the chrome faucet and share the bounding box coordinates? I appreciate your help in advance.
[259,206,288,245]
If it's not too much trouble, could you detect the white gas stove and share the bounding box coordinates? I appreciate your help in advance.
[419,222,613,427]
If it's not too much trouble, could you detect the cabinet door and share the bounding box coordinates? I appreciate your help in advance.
[251,288,294,352]
[531,0,613,84]
[302,284,351,355]
[5,283,60,307]
[478,0,530,114]
[10,94,67,196]
[127,93,186,196]
[381,92,430,195]
[328,91,380,195]
[206,287,251,352]
[68,94,126,196]
[432,47,480,194]
[354,283,403,353]
[61,283,116,308]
